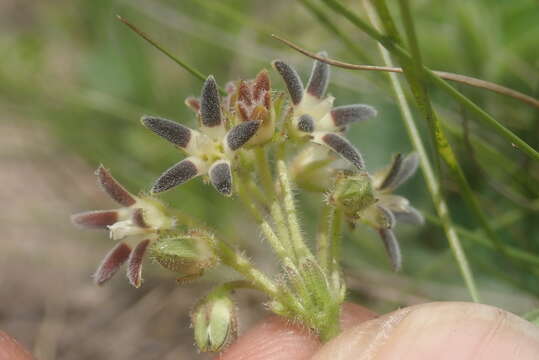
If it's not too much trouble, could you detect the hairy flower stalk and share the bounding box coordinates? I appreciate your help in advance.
[71,54,423,351]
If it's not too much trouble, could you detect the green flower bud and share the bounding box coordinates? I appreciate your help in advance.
[330,172,376,220]
[149,230,218,276]
[192,292,237,352]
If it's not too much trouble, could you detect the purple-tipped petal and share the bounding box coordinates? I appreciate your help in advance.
[71,210,119,229]
[378,228,402,271]
[306,52,330,99]
[253,69,270,103]
[93,242,132,285]
[132,208,149,228]
[390,152,420,190]
[96,166,136,206]
[127,239,151,288]
[392,206,424,225]
[225,120,261,151]
[141,116,194,150]
[331,104,377,128]
[185,96,200,112]
[312,132,364,169]
[200,76,222,128]
[378,154,404,191]
[272,60,304,105]
[151,157,203,193]
[377,205,396,229]
[209,160,233,196]
[296,114,315,133]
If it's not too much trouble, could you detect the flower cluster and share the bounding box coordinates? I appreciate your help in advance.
[330,152,423,270]
[273,53,377,170]
[142,73,272,197]
[71,52,424,352]
[71,166,174,287]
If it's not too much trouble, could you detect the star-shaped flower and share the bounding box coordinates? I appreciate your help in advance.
[272,53,377,170]
[142,76,263,196]
[331,153,423,271]
[71,166,174,287]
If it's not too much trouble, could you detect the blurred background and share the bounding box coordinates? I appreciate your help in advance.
[1,0,538,358]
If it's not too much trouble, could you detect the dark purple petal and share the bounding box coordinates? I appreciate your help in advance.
[226,120,261,151]
[93,242,132,285]
[151,158,201,193]
[127,239,151,288]
[296,114,315,133]
[141,116,193,149]
[71,210,119,229]
[95,166,136,206]
[313,132,364,169]
[377,205,396,229]
[200,76,222,128]
[378,154,404,191]
[390,152,420,190]
[272,60,304,105]
[209,160,233,196]
[392,206,424,225]
[306,51,330,98]
[331,104,377,127]
[378,228,402,271]
[132,208,149,228]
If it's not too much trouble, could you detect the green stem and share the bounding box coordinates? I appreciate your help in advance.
[116,15,226,95]
[328,207,343,273]
[254,147,275,201]
[276,160,312,260]
[271,201,296,261]
[316,204,331,271]
[213,239,278,297]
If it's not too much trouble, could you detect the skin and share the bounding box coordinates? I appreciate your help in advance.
[1,302,539,360]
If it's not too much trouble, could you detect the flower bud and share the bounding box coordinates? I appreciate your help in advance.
[150,231,218,277]
[330,172,376,220]
[192,293,237,352]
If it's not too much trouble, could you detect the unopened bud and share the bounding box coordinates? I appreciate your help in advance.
[330,172,376,220]
[192,293,237,352]
[150,231,218,276]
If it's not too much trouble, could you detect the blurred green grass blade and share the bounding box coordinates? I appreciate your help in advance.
[387,0,509,254]
[116,15,225,95]
[523,309,539,326]
[298,0,372,63]
[361,1,480,302]
[190,0,274,36]
[320,0,539,162]
[424,213,539,268]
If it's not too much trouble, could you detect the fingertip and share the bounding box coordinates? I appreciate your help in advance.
[217,316,319,360]
[0,331,35,360]
[313,302,539,360]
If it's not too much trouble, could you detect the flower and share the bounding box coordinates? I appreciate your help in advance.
[142,75,265,197]
[272,53,377,170]
[330,153,423,271]
[71,166,174,287]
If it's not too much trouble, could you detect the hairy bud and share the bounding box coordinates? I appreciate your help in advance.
[192,292,237,352]
[330,172,376,220]
[149,231,218,277]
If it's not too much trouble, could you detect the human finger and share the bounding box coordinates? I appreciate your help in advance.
[312,302,539,360]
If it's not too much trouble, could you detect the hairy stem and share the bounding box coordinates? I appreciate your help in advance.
[277,160,312,260]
